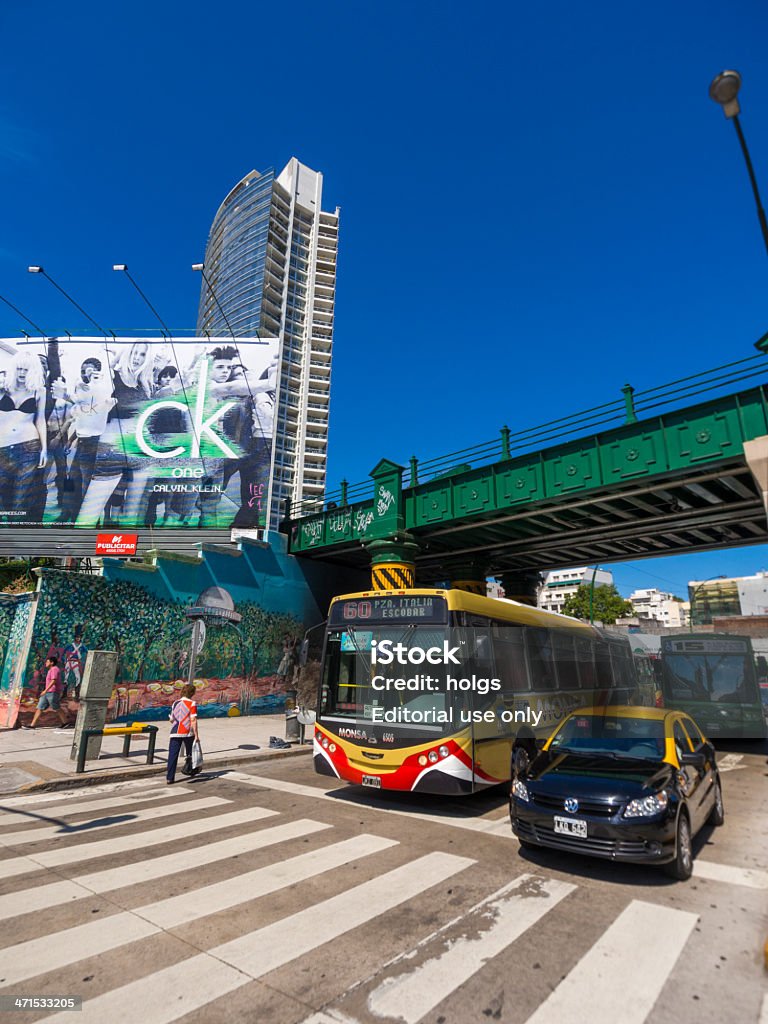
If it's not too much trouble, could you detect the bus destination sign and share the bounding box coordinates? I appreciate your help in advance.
[329,596,448,626]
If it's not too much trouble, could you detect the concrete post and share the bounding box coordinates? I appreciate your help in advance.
[743,437,768,520]
[498,570,543,607]
[69,651,119,762]
[366,535,420,590]
[449,560,488,595]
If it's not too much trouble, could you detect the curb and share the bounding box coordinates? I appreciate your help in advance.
[14,744,312,795]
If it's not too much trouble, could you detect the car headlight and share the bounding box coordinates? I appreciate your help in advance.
[623,790,669,818]
[511,779,530,802]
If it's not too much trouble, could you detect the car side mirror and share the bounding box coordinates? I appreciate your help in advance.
[512,747,530,778]
[679,750,705,768]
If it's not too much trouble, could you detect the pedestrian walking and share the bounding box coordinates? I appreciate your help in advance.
[24,655,69,729]
[167,683,198,784]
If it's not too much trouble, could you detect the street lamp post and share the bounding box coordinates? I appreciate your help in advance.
[588,565,599,625]
[688,574,726,632]
[709,70,768,261]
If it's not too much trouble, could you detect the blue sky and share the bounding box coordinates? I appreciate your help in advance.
[2,0,768,597]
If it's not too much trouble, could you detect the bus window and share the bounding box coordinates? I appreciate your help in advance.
[526,628,556,691]
[595,645,613,690]
[553,634,579,691]
[709,655,754,702]
[609,643,636,691]
[492,625,529,693]
[575,638,597,689]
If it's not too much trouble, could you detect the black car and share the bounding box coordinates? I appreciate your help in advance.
[510,705,724,879]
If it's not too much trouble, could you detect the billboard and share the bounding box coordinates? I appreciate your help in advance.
[0,336,279,531]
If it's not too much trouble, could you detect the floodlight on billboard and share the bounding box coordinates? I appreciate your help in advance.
[0,336,279,532]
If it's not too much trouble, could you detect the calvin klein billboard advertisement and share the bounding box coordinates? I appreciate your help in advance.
[0,336,279,531]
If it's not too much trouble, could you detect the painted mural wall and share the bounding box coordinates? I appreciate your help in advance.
[3,535,366,728]
[0,594,38,728]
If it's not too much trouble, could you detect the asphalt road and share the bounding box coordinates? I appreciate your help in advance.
[0,748,765,1024]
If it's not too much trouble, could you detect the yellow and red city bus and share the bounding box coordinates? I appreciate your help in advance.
[313,589,640,795]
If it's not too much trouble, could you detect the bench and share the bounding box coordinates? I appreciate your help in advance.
[76,723,159,774]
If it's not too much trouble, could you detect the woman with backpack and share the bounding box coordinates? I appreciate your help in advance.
[167,683,199,784]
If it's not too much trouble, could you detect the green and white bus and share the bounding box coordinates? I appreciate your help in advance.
[659,634,767,740]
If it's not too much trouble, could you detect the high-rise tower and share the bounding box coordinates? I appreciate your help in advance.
[196,158,339,531]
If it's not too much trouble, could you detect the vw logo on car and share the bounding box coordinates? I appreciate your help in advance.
[564,797,579,814]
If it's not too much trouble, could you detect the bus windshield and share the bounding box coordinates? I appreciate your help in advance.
[319,624,457,734]
[663,653,756,704]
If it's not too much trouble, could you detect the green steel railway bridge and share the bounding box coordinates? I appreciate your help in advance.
[282,349,768,600]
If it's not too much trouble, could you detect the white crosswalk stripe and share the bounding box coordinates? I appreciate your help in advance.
[0,794,228,848]
[0,804,276,879]
[0,778,173,808]
[365,874,576,1024]
[0,818,332,921]
[0,786,194,827]
[523,900,699,1024]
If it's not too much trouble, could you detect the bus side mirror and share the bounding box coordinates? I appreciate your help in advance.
[512,747,530,778]
[474,634,491,661]
[299,638,310,667]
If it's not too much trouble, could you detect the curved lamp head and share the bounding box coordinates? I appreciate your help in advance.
[709,70,742,119]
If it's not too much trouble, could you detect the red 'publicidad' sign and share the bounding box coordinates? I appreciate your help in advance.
[95,533,139,557]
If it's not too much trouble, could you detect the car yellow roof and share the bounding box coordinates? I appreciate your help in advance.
[564,706,678,722]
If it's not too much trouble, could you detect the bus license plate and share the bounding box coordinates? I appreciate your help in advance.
[362,774,381,789]
[554,816,587,838]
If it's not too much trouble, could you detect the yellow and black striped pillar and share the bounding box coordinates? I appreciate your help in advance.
[366,535,420,591]
[449,561,488,595]
[498,570,543,607]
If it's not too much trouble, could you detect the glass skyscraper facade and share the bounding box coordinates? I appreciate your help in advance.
[197,159,339,532]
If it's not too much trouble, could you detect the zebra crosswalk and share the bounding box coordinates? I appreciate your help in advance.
[0,775,763,1024]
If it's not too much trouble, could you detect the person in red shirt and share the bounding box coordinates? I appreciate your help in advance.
[166,683,199,784]
[24,656,69,729]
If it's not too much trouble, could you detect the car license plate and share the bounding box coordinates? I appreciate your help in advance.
[553,815,587,838]
[362,774,381,789]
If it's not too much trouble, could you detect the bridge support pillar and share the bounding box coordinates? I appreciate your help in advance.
[744,437,768,522]
[449,561,488,595]
[366,534,420,591]
[498,570,542,607]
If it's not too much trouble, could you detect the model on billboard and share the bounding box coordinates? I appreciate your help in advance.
[195,345,277,528]
[63,357,114,521]
[0,352,48,521]
[74,343,155,527]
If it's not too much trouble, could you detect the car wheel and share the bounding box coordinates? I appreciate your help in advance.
[664,811,693,880]
[707,778,725,827]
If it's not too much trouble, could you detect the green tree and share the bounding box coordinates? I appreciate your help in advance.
[561,584,633,624]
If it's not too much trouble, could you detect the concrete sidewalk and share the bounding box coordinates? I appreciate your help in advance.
[0,714,311,794]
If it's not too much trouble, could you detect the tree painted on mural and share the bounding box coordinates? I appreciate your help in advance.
[27,570,303,692]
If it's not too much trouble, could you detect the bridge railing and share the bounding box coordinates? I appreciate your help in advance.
[285,351,768,521]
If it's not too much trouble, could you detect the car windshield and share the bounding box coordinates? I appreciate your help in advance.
[549,715,665,759]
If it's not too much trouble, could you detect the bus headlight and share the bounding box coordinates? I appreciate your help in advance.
[623,791,669,818]
[428,750,439,763]
[329,744,336,753]
[321,737,329,749]
[418,755,428,766]
[438,745,450,758]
